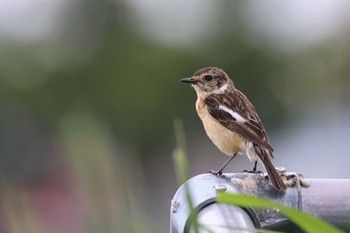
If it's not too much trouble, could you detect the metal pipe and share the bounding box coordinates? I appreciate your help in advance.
[170,173,350,233]
[301,179,350,231]
[191,204,255,233]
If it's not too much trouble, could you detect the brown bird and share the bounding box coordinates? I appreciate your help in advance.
[180,67,287,191]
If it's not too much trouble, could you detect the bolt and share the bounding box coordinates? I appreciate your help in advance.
[171,200,178,213]
[214,184,227,192]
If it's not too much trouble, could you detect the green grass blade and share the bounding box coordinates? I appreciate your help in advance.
[173,119,189,184]
[172,119,200,233]
[217,193,344,233]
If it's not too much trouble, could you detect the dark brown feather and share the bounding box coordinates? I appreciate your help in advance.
[254,143,287,191]
[205,90,274,156]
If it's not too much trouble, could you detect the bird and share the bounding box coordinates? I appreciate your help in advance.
[180,67,287,191]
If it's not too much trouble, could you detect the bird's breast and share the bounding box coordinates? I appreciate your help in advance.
[196,98,246,156]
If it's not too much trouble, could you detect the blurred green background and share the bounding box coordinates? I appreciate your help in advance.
[0,0,350,232]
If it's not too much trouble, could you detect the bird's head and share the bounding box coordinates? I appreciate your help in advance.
[180,67,234,96]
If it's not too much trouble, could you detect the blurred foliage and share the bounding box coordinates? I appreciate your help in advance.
[0,0,295,160]
[0,0,202,157]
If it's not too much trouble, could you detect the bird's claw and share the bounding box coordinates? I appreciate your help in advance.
[241,169,264,176]
[209,169,229,179]
[209,169,223,176]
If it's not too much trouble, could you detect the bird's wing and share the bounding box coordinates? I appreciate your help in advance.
[205,91,274,155]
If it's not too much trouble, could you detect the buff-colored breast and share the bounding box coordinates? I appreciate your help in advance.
[196,98,246,156]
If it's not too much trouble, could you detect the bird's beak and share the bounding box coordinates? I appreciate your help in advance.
[180,77,197,84]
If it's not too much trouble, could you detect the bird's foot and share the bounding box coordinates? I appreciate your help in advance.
[241,169,264,176]
[209,169,223,176]
[209,169,229,179]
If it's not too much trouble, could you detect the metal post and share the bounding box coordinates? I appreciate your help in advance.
[170,173,350,233]
[301,179,350,230]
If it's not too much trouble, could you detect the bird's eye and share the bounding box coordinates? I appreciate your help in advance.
[204,75,213,81]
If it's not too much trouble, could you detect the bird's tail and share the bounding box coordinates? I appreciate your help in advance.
[254,144,287,191]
